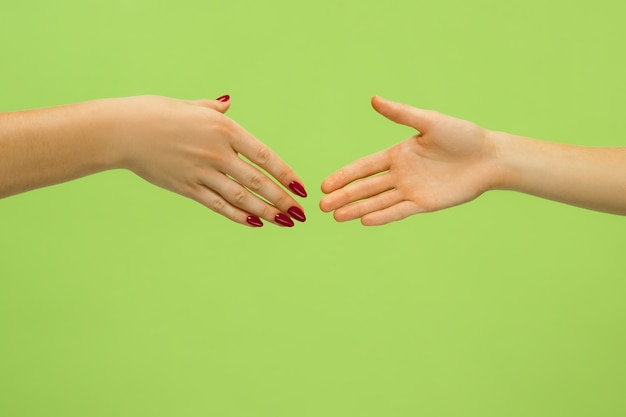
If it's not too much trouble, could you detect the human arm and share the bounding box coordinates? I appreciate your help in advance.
[319,96,626,225]
[0,95,307,227]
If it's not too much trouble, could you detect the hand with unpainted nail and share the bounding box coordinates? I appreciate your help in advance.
[320,96,626,224]
[320,96,494,225]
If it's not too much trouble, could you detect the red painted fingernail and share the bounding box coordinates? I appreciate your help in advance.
[216,94,230,102]
[275,213,294,227]
[246,216,263,227]
[288,206,306,222]
[289,181,308,198]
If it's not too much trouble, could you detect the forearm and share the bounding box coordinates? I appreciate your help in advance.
[491,130,626,215]
[0,100,120,198]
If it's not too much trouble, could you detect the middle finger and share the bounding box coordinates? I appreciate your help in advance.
[224,158,306,222]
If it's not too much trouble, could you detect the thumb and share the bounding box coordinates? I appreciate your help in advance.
[192,94,231,113]
[371,96,435,132]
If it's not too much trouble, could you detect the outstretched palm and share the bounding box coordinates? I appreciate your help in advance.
[320,96,499,225]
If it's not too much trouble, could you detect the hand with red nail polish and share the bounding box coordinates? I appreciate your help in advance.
[0,94,307,228]
[110,95,306,227]
[110,95,308,227]
[275,213,295,227]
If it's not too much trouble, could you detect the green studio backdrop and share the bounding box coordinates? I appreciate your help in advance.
[1,0,625,416]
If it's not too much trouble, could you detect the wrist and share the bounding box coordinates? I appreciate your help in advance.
[81,98,133,171]
[485,129,522,192]
[487,128,550,196]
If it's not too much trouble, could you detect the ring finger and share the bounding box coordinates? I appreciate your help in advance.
[205,171,297,227]
[224,158,306,222]
[333,190,404,222]
[321,173,393,212]
[192,184,264,227]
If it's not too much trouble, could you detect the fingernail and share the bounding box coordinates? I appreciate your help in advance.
[246,216,263,227]
[275,213,294,227]
[288,206,306,222]
[216,94,230,102]
[289,181,308,198]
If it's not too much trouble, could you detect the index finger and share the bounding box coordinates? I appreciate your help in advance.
[321,149,391,194]
[231,127,308,198]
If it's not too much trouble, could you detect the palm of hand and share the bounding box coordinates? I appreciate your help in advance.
[321,98,497,225]
[390,117,494,214]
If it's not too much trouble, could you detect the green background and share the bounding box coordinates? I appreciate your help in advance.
[1,0,625,416]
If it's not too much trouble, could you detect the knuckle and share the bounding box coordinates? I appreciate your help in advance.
[249,174,264,191]
[261,205,274,220]
[337,167,351,185]
[180,183,198,200]
[209,116,236,140]
[352,204,367,218]
[256,146,271,165]
[196,99,215,108]
[199,149,230,168]
[232,188,248,204]
[219,126,236,142]
[273,193,291,209]
[276,170,291,185]
[210,197,226,212]
[343,188,356,202]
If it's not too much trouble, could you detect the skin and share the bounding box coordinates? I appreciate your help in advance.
[0,95,306,227]
[320,96,626,225]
